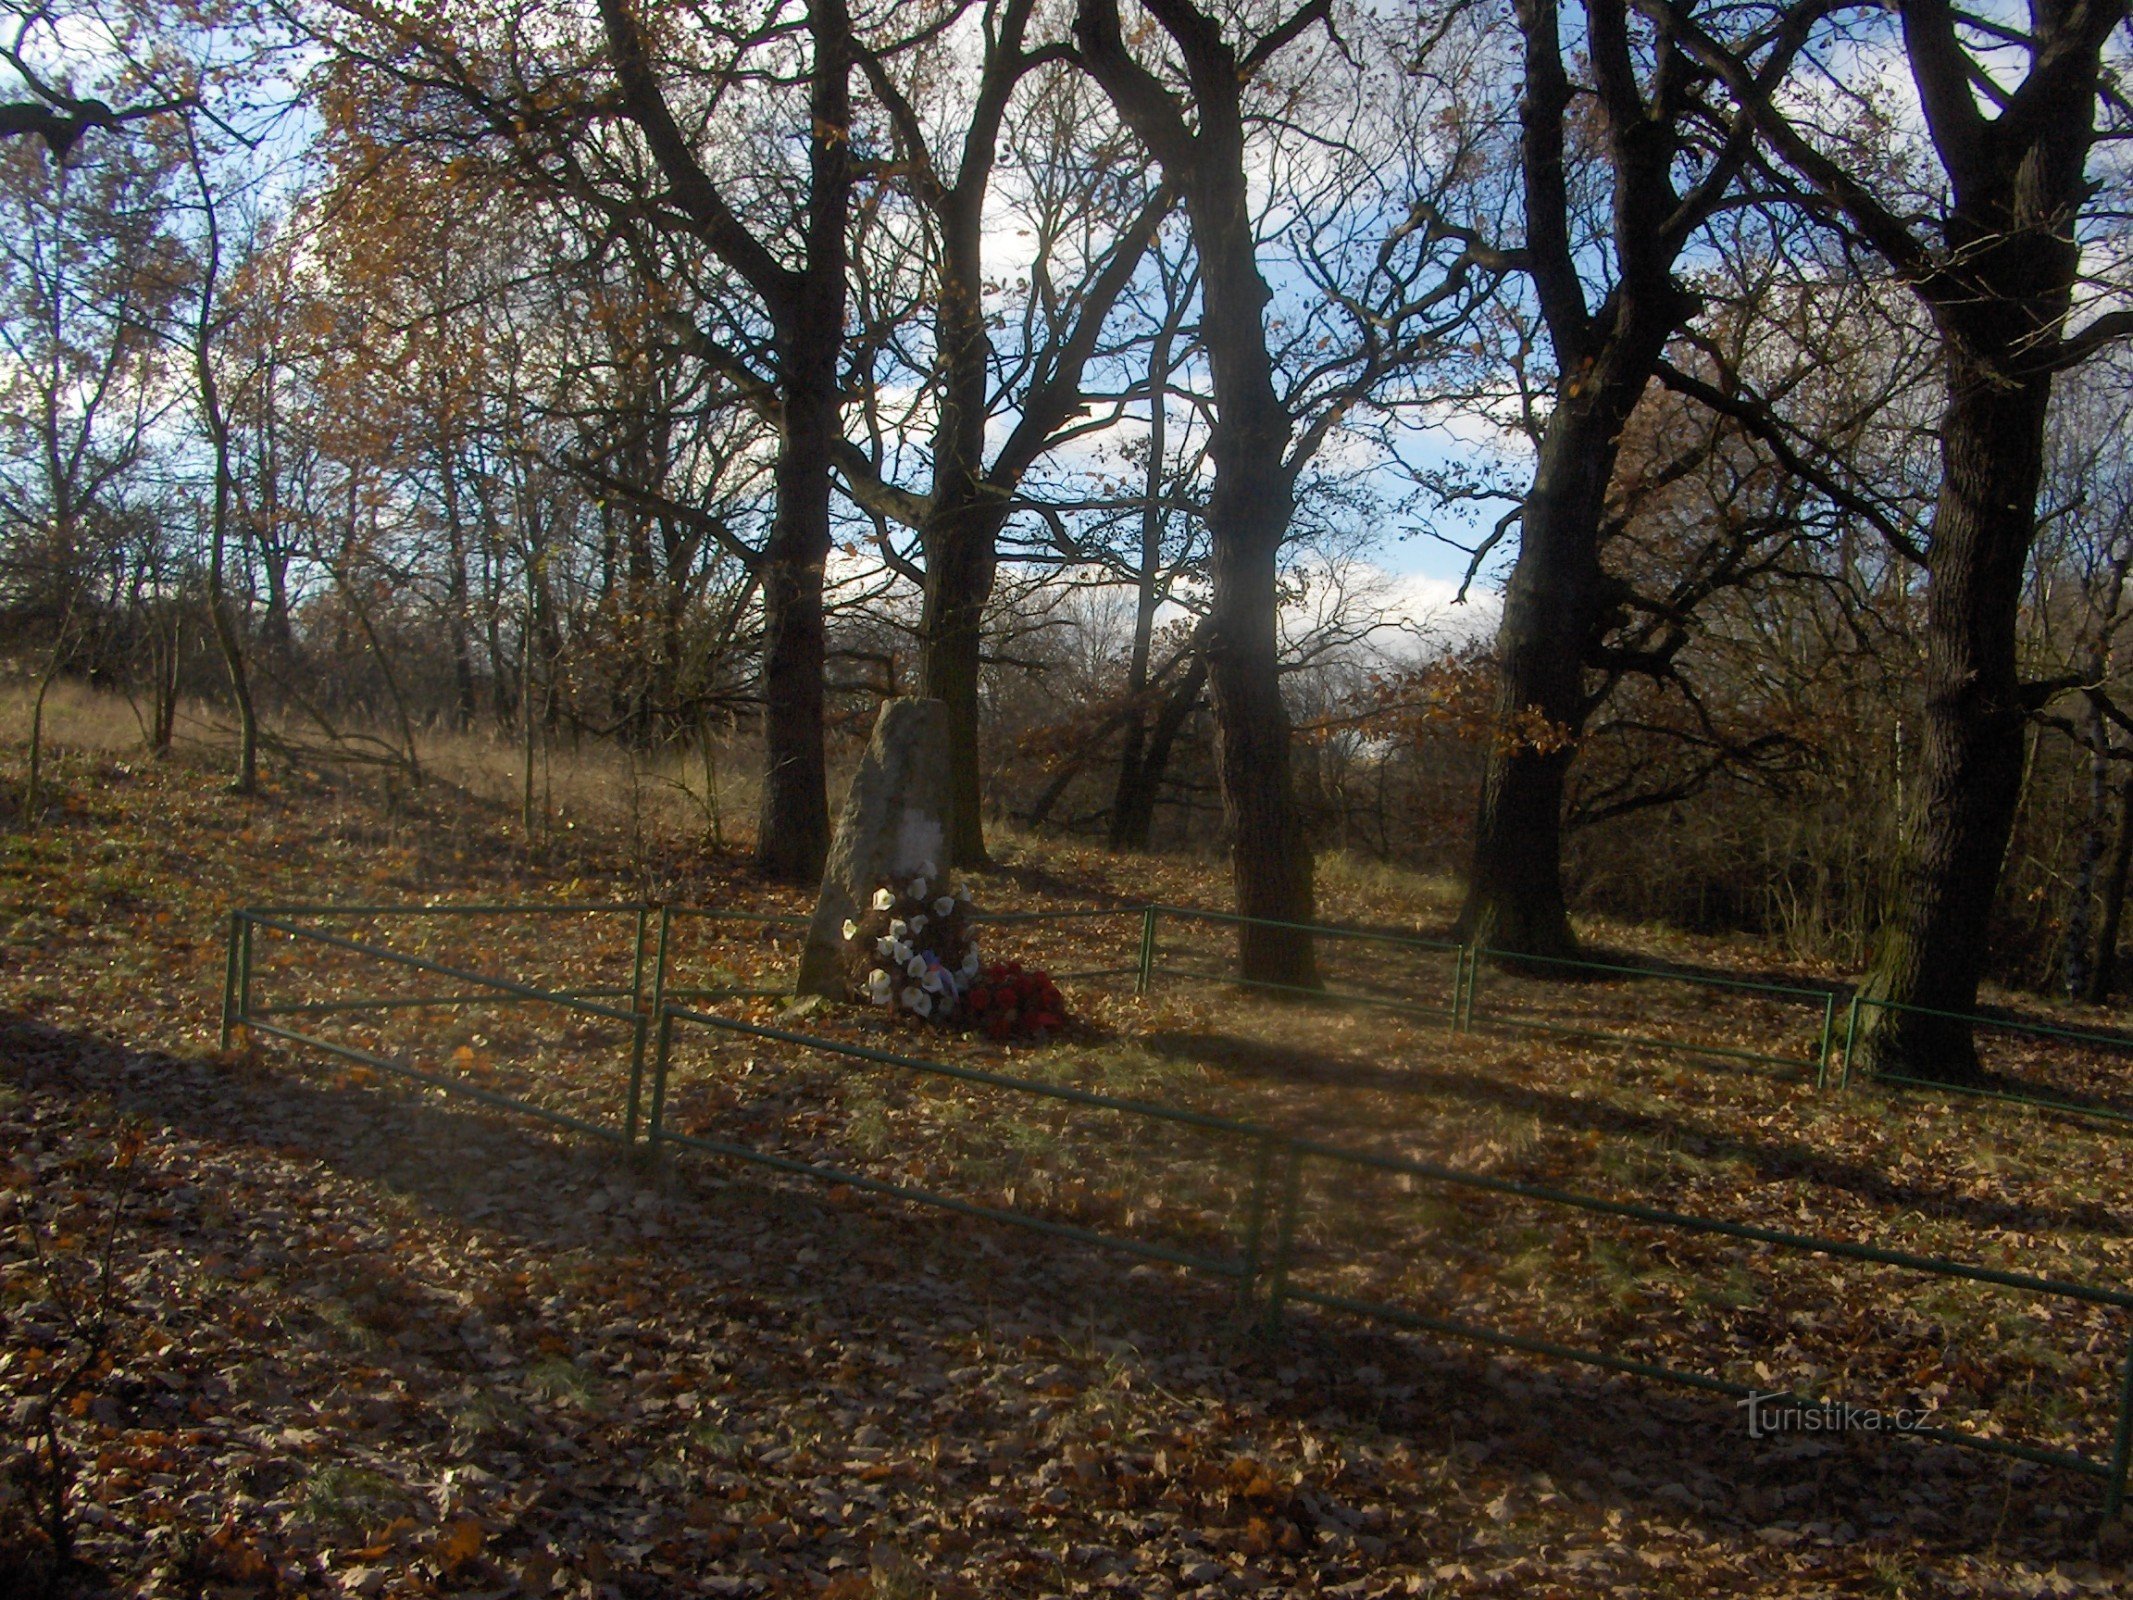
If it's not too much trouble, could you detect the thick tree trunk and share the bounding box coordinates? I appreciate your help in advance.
[1855,355,2053,1083]
[1195,213,1316,985]
[1458,395,1624,958]
[917,487,1002,868]
[754,384,836,883]
[750,2,849,883]
[913,153,999,870]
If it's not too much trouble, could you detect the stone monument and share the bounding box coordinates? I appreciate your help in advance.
[794,697,954,998]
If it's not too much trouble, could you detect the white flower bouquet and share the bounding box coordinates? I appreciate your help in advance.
[841,863,980,1023]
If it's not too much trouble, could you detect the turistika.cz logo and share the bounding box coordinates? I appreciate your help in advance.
[1740,1392,1934,1439]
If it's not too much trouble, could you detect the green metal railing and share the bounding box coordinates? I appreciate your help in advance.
[221,898,2133,1513]
[1836,993,2133,1129]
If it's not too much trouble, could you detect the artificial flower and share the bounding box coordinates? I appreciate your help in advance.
[872,888,895,911]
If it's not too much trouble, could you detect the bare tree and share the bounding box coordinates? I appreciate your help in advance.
[1666,0,2133,1079]
[1073,0,1491,981]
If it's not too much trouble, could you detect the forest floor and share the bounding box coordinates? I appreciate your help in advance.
[6,733,2133,1598]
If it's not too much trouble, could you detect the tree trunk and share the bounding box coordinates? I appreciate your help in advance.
[151,607,180,754]
[1110,316,1174,852]
[439,452,478,729]
[754,396,835,883]
[1458,395,1622,958]
[751,2,850,883]
[1855,354,2053,1083]
[917,487,1001,869]
[2063,698,2112,997]
[2087,770,2133,1003]
[1196,212,1316,985]
[1114,648,1207,849]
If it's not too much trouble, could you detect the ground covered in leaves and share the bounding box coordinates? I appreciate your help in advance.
[6,744,2133,1597]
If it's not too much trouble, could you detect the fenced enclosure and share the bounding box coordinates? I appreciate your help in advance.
[221,899,2133,1514]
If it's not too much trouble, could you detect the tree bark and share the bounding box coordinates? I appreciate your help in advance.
[1855,357,2053,1081]
[1113,647,1207,849]
[755,388,836,881]
[1111,312,1175,852]
[2063,697,2113,998]
[1450,0,1756,960]
[2087,771,2133,1003]
[598,0,852,884]
[754,0,850,882]
[1458,395,1622,957]
[1664,0,2128,1082]
[917,483,1001,868]
[1074,0,1319,985]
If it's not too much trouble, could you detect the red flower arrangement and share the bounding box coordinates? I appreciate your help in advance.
[964,961,1066,1041]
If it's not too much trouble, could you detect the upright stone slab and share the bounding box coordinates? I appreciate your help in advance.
[794,698,954,998]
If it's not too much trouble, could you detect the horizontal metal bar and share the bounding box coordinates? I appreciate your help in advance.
[1288,1137,2133,1309]
[1853,994,2133,1055]
[1149,903,1462,953]
[242,1017,625,1143]
[656,1126,1241,1279]
[1476,945,1832,1002]
[1284,1285,2107,1478]
[239,914,641,1024]
[240,909,2133,1308]
[662,1006,1263,1140]
[249,987,637,1019]
[1154,963,1456,1019]
[1870,1072,2133,1129]
[1469,1011,1812,1074]
[663,907,809,924]
[970,908,1140,925]
[662,1006,2130,1309]
[245,902,649,917]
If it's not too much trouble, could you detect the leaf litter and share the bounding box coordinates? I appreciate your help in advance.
[1,747,2129,1596]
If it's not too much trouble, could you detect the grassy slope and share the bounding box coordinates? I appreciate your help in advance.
[0,728,2128,1597]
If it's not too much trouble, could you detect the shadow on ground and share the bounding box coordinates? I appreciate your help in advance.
[3,1006,2120,1592]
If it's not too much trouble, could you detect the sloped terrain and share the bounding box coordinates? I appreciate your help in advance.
[5,746,2131,1597]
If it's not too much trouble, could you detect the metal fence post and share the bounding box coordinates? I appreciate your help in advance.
[648,903,672,1018]
[647,1008,675,1155]
[220,912,244,1051]
[626,1014,649,1144]
[1261,1144,1304,1338]
[2108,1327,2133,1520]
[1135,906,1158,996]
[239,914,255,1032]
[1840,993,1863,1090]
[622,905,670,1147]
[628,904,651,1012]
[1815,992,1837,1090]
[1236,1133,1278,1314]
